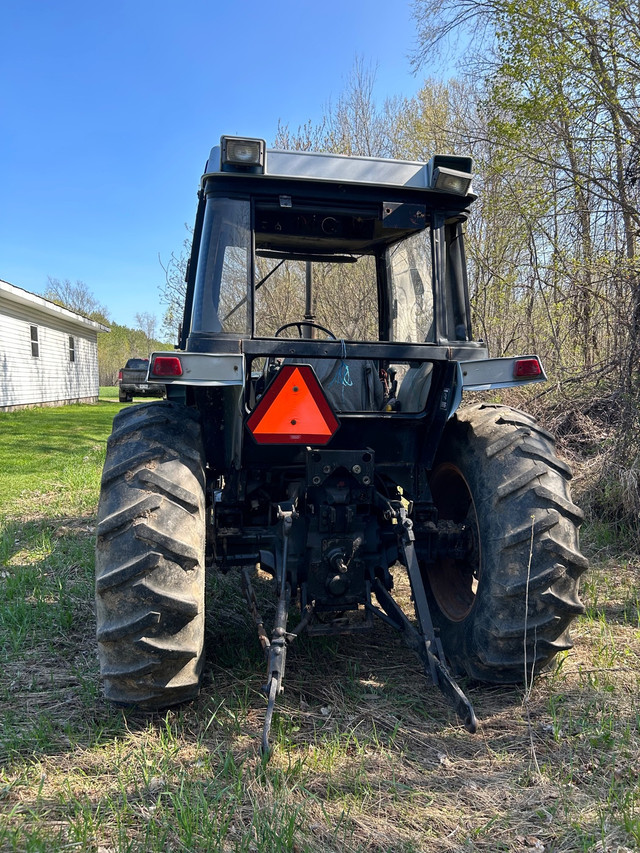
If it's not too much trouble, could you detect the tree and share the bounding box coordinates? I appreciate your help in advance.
[43,276,172,385]
[409,0,640,536]
[134,311,158,343]
[159,230,191,342]
[275,58,407,159]
[44,277,110,320]
[410,0,640,384]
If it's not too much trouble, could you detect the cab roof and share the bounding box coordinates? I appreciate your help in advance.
[202,136,474,198]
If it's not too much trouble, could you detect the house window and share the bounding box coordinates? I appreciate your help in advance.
[69,336,75,362]
[30,325,39,358]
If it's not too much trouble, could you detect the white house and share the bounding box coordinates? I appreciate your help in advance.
[0,279,110,411]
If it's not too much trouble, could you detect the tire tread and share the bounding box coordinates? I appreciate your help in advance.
[425,402,587,684]
[95,400,206,710]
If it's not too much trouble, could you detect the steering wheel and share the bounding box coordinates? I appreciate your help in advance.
[274,321,337,339]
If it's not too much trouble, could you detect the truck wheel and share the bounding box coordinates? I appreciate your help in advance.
[95,401,206,708]
[118,389,128,403]
[423,403,587,683]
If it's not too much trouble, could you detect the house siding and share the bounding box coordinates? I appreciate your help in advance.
[0,282,108,411]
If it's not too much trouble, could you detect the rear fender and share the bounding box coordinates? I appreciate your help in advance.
[447,355,546,421]
[460,355,546,392]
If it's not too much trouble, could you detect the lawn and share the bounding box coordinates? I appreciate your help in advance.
[0,398,639,852]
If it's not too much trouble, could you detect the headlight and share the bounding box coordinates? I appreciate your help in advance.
[432,166,472,195]
[221,136,266,171]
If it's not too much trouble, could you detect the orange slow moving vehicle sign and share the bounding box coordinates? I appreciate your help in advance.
[247,364,339,445]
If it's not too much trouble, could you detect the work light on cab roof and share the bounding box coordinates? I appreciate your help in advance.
[221,136,266,171]
[432,165,472,195]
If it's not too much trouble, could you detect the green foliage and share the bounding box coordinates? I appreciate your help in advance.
[98,322,172,386]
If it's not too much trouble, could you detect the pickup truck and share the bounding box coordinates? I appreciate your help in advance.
[117,358,165,403]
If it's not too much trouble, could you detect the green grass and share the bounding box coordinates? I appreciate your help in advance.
[1,400,639,851]
[98,384,120,400]
[0,393,123,519]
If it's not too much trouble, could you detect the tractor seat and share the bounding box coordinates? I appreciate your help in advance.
[285,356,384,412]
[395,362,434,412]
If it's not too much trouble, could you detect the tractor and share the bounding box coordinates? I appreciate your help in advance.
[95,136,587,752]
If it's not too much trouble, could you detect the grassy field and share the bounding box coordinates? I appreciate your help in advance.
[0,395,639,852]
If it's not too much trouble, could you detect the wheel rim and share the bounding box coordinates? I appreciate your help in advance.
[426,462,480,622]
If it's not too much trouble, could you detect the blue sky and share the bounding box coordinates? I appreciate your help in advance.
[0,0,426,331]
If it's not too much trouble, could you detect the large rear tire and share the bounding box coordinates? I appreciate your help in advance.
[95,401,206,708]
[423,403,587,683]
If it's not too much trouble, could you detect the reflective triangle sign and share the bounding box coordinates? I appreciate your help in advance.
[247,364,339,445]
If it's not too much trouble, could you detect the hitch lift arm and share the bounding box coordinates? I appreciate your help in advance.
[242,502,314,758]
[389,504,477,733]
[260,504,293,756]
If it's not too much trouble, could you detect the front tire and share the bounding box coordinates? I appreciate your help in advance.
[423,403,587,683]
[95,401,206,708]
